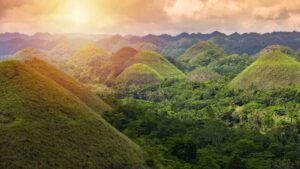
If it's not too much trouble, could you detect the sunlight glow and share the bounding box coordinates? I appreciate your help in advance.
[67,3,89,24]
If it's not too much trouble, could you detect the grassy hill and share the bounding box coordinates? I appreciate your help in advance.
[0,60,150,169]
[20,57,111,113]
[187,67,221,82]
[14,47,49,61]
[131,51,185,79]
[67,45,110,82]
[93,48,185,85]
[115,63,164,86]
[255,45,300,61]
[180,41,225,69]
[230,50,300,89]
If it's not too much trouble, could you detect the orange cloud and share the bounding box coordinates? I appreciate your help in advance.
[1,0,300,34]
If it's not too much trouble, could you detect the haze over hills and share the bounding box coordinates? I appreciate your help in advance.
[3,31,300,59]
[230,50,300,89]
[0,60,150,169]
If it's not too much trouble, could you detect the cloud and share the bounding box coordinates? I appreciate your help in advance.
[1,0,300,34]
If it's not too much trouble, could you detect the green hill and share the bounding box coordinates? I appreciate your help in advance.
[14,47,49,61]
[67,45,110,82]
[94,47,139,83]
[115,63,164,86]
[230,50,300,89]
[21,57,111,113]
[187,67,221,82]
[131,50,185,79]
[0,60,150,169]
[68,44,110,68]
[94,48,185,85]
[255,45,300,61]
[180,41,225,69]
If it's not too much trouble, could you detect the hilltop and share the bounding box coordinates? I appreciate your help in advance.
[115,63,164,86]
[187,67,221,82]
[93,47,185,85]
[67,45,110,82]
[230,50,300,89]
[18,57,111,113]
[14,47,49,61]
[0,60,150,169]
[179,41,225,69]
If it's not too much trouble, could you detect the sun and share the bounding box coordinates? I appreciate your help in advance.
[68,3,89,24]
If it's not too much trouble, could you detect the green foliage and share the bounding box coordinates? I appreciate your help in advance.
[104,78,300,169]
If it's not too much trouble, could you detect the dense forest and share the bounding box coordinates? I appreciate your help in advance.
[103,79,300,169]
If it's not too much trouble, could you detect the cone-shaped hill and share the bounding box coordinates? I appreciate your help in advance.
[0,60,150,169]
[93,47,185,85]
[115,63,164,86]
[68,44,110,68]
[67,45,111,82]
[230,50,300,89]
[187,67,221,82]
[180,41,225,67]
[255,45,300,61]
[18,57,111,113]
[14,47,49,61]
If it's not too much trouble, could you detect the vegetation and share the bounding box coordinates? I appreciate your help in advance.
[0,60,152,169]
[103,78,300,169]
[115,63,164,87]
[187,67,221,82]
[230,50,300,89]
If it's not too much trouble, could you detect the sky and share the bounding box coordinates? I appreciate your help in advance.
[1,0,300,35]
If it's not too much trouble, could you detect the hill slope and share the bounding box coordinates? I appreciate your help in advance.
[14,47,49,61]
[180,41,224,67]
[0,60,150,169]
[22,58,111,113]
[132,50,185,79]
[67,45,110,82]
[230,50,300,89]
[115,63,164,86]
[187,67,221,82]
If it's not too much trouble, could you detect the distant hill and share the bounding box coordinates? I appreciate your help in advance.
[130,42,158,51]
[115,63,164,86]
[92,47,185,85]
[187,67,221,82]
[255,45,300,61]
[230,50,300,89]
[20,57,111,114]
[0,60,150,169]
[180,41,225,70]
[14,47,49,61]
[98,35,129,52]
[67,45,110,82]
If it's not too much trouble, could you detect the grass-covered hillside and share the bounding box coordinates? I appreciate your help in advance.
[255,45,300,61]
[67,45,110,82]
[0,60,151,169]
[180,41,225,70]
[90,47,185,86]
[230,50,300,89]
[187,67,221,82]
[115,63,164,86]
[14,47,49,61]
[17,57,111,113]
